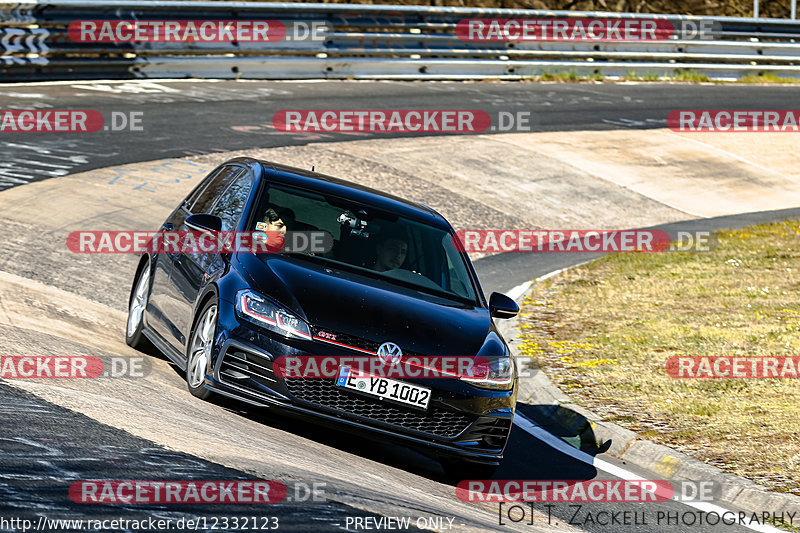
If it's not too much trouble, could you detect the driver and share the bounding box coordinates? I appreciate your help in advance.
[259,207,294,235]
[256,207,294,253]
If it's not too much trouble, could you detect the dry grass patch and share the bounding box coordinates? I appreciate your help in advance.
[518,220,800,495]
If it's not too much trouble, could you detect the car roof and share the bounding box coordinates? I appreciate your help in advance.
[229,157,451,230]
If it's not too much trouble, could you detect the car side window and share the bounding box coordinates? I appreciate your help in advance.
[188,166,243,214]
[209,169,252,232]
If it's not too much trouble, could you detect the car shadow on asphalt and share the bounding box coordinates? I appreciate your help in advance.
[206,390,450,476]
[497,403,605,481]
[179,370,605,486]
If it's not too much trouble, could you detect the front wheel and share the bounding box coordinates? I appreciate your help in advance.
[186,300,218,401]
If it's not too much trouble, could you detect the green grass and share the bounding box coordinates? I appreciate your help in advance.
[520,70,800,84]
[739,73,800,84]
[672,70,711,83]
[518,220,800,496]
[771,519,800,533]
[535,71,585,82]
[621,72,663,82]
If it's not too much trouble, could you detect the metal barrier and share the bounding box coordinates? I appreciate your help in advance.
[3,0,800,81]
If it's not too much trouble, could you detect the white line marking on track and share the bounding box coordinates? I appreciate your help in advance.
[506,280,533,301]
[512,412,783,533]
[507,260,594,302]
[0,78,223,88]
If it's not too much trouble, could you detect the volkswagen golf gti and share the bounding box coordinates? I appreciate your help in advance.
[125,157,519,476]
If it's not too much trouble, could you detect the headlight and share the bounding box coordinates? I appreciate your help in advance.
[235,289,312,340]
[459,356,515,390]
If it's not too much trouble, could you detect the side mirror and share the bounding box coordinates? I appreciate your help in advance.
[489,292,519,319]
[185,213,222,232]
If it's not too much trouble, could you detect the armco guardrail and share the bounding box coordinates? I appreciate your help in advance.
[3,0,800,81]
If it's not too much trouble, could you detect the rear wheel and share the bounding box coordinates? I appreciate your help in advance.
[186,300,218,401]
[126,264,152,350]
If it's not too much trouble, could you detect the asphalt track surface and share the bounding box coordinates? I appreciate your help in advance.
[0,80,796,533]
[2,80,800,191]
[0,382,392,532]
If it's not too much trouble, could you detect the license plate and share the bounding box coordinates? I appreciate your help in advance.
[336,366,431,410]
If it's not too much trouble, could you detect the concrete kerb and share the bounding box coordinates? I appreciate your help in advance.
[502,268,800,518]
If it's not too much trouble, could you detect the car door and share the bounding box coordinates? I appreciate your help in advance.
[170,166,254,350]
[146,167,231,346]
[149,164,247,353]
[144,207,183,345]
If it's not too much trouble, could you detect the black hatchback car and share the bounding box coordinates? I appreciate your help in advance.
[126,157,519,476]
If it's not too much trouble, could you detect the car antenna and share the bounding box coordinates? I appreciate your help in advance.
[311,165,315,172]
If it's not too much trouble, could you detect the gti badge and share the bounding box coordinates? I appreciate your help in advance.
[377,342,403,365]
[318,331,337,341]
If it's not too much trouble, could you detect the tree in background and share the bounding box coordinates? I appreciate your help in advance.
[300,0,792,17]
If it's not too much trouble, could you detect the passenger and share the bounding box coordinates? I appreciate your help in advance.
[373,233,408,272]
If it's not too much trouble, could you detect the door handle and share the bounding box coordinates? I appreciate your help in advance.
[160,223,177,258]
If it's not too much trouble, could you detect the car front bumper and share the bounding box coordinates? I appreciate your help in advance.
[204,302,517,464]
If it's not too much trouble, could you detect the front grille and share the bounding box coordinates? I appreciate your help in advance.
[285,378,474,438]
[311,327,381,354]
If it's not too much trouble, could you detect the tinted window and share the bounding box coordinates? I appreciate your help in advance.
[209,169,252,231]
[188,166,244,214]
[251,183,478,303]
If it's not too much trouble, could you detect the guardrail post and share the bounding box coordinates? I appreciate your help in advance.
[4,2,800,81]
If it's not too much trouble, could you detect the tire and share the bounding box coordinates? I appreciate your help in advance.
[441,459,499,481]
[126,263,152,351]
[185,300,218,401]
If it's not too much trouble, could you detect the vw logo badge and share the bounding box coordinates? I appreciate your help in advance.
[377,342,403,365]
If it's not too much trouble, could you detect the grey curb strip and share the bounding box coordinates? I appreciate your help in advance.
[500,267,800,517]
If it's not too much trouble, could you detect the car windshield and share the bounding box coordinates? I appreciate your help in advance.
[250,182,478,303]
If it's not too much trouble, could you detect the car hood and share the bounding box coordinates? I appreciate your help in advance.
[236,253,493,356]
